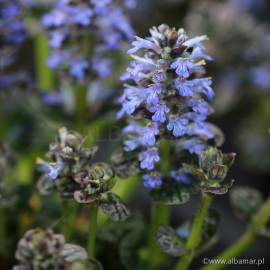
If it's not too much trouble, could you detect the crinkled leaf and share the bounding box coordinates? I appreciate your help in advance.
[100,192,131,222]
[98,215,145,270]
[156,225,186,257]
[62,244,88,262]
[230,186,263,220]
[150,179,198,205]
[202,179,235,195]
[37,175,55,195]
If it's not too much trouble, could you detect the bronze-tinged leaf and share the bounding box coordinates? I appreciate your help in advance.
[156,225,186,257]
[230,186,263,220]
[100,192,131,222]
[150,179,198,205]
[202,179,235,195]
[73,190,98,204]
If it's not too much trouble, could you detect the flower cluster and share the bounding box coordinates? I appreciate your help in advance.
[0,0,25,69]
[42,0,135,81]
[37,128,131,222]
[13,228,89,270]
[37,127,115,203]
[118,24,219,188]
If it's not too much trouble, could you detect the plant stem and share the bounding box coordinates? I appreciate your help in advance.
[147,203,170,269]
[63,202,78,242]
[200,196,270,270]
[75,83,87,132]
[174,193,213,270]
[87,203,98,258]
[34,32,54,91]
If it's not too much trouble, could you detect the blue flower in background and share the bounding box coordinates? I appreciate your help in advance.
[143,172,162,188]
[170,170,192,185]
[37,161,64,181]
[42,0,135,81]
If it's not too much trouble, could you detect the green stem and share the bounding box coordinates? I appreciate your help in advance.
[63,202,78,242]
[75,83,87,132]
[147,203,170,269]
[87,203,98,258]
[34,32,54,91]
[174,193,213,270]
[200,197,270,270]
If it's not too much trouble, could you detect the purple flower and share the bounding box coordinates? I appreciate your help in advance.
[41,9,67,28]
[186,98,213,115]
[167,115,189,137]
[37,161,64,180]
[178,138,206,154]
[92,57,112,79]
[143,172,162,188]
[69,58,88,80]
[49,30,66,48]
[145,83,163,105]
[149,103,169,123]
[170,170,192,185]
[174,79,195,97]
[141,123,159,146]
[118,86,147,117]
[171,59,196,78]
[193,78,215,100]
[71,6,93,26]
[139,147,160,170]
[128,37,161,54]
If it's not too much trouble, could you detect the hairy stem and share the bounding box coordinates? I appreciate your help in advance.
[34,32,54,91]
[200,196,270,270]
[87,203,98,258]
[174,193,213,270]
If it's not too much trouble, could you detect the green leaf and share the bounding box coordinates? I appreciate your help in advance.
[150,179,198,205]
[156,225,186,257]
[100,192,131,222]
[230,186,263,220]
